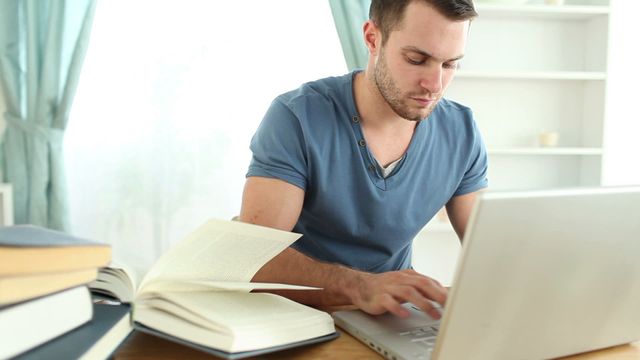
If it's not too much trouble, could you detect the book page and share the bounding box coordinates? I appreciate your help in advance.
[134,291,335,352]
[137,280,319,294]
[110,260,146,290]
[139,291,329,329]
[138,219,301,294]
[90,260,148,302]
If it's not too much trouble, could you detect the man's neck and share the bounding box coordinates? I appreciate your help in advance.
[352,71,417,167]
[353,71,416,133]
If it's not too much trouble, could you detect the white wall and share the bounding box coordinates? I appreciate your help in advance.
[413,229,460,287]
[601,0,640,186]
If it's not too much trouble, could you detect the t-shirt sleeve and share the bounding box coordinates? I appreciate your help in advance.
[454,119,489,196]
[246,97,308,191]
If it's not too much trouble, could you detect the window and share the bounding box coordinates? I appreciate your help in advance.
[64,0,347,267]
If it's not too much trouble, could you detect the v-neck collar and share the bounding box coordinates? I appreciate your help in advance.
[346,71,425,191]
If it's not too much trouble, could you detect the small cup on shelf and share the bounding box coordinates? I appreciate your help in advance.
[537,131,560,147]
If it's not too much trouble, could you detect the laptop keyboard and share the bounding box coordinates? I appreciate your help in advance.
[334,303,443,360]
[399,324,440,350]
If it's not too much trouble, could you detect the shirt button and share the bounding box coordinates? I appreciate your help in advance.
[358,139,366,147]
[368,164,375,171]
[352,115,360,123]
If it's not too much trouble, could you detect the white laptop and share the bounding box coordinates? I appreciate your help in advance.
[333,187,640,360]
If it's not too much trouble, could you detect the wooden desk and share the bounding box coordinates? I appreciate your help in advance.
[114,329,640,360]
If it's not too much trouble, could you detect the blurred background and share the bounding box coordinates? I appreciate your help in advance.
[1,0,638,283]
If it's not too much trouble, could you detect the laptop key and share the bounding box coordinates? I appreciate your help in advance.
[410,336,434,343]
[411,336,437,351]
[398,326,437,337]
[412,328,437,337]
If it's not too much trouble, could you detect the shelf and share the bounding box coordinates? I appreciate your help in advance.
[475,4,610,20]
[456,70,606,81]
[488,147,604,155]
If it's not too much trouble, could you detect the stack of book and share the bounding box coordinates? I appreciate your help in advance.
[0,225,128,359]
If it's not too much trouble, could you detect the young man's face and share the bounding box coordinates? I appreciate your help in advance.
[373,2,469,121]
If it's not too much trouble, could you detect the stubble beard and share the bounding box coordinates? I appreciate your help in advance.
[373,50,438,122]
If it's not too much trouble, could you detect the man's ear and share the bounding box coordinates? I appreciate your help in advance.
[363,20,380,56]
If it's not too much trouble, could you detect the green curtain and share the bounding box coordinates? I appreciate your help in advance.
[0,0,96,230]
[328,0,371,71]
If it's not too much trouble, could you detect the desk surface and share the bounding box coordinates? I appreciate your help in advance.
[114,329,640,360]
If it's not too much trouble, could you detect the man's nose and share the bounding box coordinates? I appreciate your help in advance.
[418,64,443,94]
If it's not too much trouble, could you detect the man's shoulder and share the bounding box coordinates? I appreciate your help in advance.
[435,97,473,117]
[275,72,354,110]
[430,98,476,126]
[427,98,479,137]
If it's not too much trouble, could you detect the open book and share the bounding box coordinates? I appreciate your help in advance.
[89,219,336,358]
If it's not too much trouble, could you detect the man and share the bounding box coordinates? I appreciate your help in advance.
[240,0,486,319]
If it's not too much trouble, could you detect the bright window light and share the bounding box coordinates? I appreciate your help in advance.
[64,0,347,266]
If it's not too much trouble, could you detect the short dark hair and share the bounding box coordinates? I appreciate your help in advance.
[369,0,477,45]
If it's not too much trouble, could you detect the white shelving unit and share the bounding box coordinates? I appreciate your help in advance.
[419,0,611,235]
[457,70,606,80]
[473,3,609,19]
[414,0,640,282]
[488,147,603,155]
[447,0,611,192]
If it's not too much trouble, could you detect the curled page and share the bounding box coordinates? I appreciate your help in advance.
[138,280,320,295]
[138,219,302,295]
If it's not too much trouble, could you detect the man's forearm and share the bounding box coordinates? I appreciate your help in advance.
[251,247,366,307]
[251,246,447,318]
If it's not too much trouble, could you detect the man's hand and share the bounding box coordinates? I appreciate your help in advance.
[347,269,447,319]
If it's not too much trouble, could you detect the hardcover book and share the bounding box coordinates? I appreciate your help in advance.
[0,225,111,276]
[15,303,132,360]
[0,225,110,306]
[0,286,93,359]
[89,219,338,358]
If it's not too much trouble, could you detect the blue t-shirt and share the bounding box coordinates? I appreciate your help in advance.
[247,72,488,273]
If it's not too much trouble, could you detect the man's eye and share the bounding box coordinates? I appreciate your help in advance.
[407,57,424,65]
[443,62,458,69]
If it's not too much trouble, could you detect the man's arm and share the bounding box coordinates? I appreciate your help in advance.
[240,176,447,318]
[445,190,481,241]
